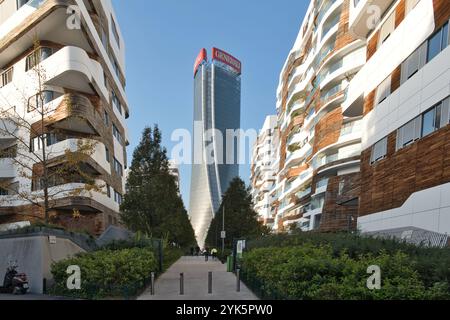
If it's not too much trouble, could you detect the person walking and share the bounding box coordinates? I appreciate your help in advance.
[211,248,218,261]
[195,246,200,256]
[204,247,209,262]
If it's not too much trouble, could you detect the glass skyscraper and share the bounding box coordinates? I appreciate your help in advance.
[189,48,241,247]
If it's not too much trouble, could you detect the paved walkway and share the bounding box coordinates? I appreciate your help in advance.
[138,256,258,300]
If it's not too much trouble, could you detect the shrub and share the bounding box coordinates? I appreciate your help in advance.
[51,247,157,299]
[240,234,450,300]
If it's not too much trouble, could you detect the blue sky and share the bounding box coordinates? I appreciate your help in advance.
[112,0,308,206]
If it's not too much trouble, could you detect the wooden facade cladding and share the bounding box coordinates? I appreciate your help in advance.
[286,164,308,180]
[395,0,406,28]
[313,107,343,154]
[391,65,402,93]
[363,90,376,116]
[433,0,450,29]
[334,0,357,51]
[320,172,360,232]
[360,124,450,216]
[29,92,124,194]
[367,30,379,60]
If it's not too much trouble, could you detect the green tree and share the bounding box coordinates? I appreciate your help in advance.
[120,125,196,247]
[205,177,269,249]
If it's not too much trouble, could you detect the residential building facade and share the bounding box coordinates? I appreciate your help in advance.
[344,0,450,236]
[0,0,129,235]
[268,0,366,233]
[250,115,278,229]
[188,48,241,247]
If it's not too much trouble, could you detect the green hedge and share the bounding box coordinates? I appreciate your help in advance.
[50,247,157,299]
[240,233,450,300]
[241,245,449,300]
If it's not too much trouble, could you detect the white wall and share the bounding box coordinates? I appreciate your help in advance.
[358,182,450,235]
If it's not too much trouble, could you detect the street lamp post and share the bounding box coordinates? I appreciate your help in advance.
[221,205,225,254]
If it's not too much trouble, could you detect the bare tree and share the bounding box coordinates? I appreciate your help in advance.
[0,40,103,224]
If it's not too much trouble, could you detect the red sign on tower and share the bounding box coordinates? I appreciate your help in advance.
[211,48,241,75]
[193,48,207,76]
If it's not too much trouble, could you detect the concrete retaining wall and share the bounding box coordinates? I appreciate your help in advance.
[0,236,85,294]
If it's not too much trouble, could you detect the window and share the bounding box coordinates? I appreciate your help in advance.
[422,103,442,137]
[0,188,8,196]
[46,132,63,146]
[0,67,13,88]
[111,91,122,115]
[404,50,419,80]
[16,0,29,9]
[104,110,110,126]
[406,0,419,14]
[371,137,387,164]
[105,146,110,163]
[111,16,120,48]
[112,124,123,144]
[427,22,449,62]
[28,90,55,112]
[375,76,391,105]
[378,12,395,47]
[396,116,421,150]
[25,47,53,71]
[114,190,123,205]
[106,184,111,198]
[113,158,123,176]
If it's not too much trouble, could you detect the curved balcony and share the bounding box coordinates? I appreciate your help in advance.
[44,138,111,175]
[349,0,395,39]
[40,46,108,102]
[32,93,104,137]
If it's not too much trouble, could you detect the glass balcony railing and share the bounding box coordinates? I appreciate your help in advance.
[316,0,338,29]
[296,187,312,199]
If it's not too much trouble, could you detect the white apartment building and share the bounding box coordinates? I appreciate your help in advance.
[269,0,366,233]
[343,0,450,238]
[0,0,130,235]
[250,115,278,228]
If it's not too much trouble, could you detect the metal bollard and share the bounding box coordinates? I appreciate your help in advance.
[236,269,241,292]
[150,272,155,295]
[208,271,212,294]
[180,273,184,295]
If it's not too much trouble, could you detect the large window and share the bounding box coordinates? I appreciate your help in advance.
[422,103,442,137]
[0,67,13,88]
[371,137,387,164]
[396,116,421,150]
[114,190,123,205]
[427,22,449,62]
[395,97,450,151]
[25,47,53,71]
[16,0,30,9]
[113,157,123,176]
[375,76,391,105]
[28,90,56,112]
[406,0,420,14]
[111,16,120,48]
[111,91,122,115]
[112,124,123,144]
[378,12,395,47]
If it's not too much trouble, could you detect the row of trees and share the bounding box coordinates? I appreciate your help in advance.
[120,126,196,247]
[205,177,270,250]
[121,126,268,250]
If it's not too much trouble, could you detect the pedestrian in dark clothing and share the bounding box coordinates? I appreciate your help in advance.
[195,246,200,256]
[204,247,209,261]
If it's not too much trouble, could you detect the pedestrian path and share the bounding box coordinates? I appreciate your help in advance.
[138,256,258,300]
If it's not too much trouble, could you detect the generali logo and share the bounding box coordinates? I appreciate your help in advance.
[212,48,241,74]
